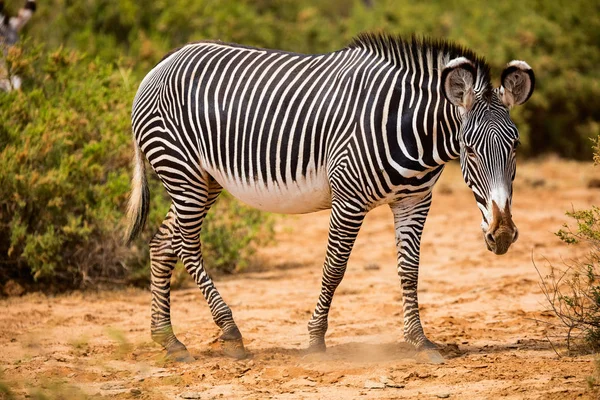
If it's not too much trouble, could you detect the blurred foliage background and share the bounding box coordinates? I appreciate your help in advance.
[0,0,598,291]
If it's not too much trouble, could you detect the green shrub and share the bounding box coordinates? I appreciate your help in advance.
[11,0,597,159]
[537,136,600,353]
[0,44,273,291]
[0,45,137,289]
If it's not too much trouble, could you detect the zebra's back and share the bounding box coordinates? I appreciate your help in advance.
[132,41,374,213]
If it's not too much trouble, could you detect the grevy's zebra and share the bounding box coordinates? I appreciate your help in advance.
[126,34,534,363]
[0,0,36,91]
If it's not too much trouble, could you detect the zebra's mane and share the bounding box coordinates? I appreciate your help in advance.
[349,33,493,96]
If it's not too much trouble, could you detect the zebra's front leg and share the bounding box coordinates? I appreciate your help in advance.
[307,201,366,352]
[150,206,194,362]
[391,193,444,364]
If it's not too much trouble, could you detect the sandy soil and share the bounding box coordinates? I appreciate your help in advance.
[1,158,599,399]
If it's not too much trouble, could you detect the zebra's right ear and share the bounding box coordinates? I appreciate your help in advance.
[441,57,476,111]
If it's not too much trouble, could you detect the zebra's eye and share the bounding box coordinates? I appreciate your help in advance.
[513,140,521,151]
[464,145,476,157]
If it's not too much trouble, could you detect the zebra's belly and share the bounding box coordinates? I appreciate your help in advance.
[207,168,332,214]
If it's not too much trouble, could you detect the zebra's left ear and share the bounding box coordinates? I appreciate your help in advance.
[500,61,535,108]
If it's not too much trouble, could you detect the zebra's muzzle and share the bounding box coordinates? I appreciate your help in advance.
[484,201,518,255]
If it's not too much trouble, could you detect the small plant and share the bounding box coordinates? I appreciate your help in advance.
[537,206,600,351]
[536,136,599,355]
[0,372,15,400]
[586,357,600,393]
[0,43,274,292]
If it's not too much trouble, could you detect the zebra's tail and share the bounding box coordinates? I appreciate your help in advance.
[124,140,150,245]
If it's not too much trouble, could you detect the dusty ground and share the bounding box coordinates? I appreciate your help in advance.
[1,158,599,399]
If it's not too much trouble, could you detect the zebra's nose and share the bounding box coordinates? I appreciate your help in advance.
[485,232,495,245]
[512,228,519,243]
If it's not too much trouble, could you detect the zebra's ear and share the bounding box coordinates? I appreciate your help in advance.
[500,61,535,108]
[441,57,476,111]
[9,0,36,32]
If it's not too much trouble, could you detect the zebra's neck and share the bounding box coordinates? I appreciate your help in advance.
[326,43,472,188]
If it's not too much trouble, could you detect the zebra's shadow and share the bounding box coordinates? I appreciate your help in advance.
[185,339,548,364]
[186,341,418,364]
[300,341,418,363]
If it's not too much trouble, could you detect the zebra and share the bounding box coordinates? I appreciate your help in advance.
[0,0,36,91]
[126,33,534,364]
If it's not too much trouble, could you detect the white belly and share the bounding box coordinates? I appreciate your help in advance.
[208,169,332,214]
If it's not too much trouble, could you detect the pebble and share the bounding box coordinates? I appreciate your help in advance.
[180,392,202,399]
[100,383,125,390]
[384,381,405,389]
[364,379,386,389]
[379,376,405,389]
[587,178,600,189]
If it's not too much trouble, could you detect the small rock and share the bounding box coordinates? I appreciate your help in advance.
[282,378,317,388]
[364,379,386,389]
[436,394,451,399]
[364,263,380,271]
[100,383,126,391]
[438,184,453,195]
[588,178,600,189]
[528,178,546,188]
[384,381,405,389]
[180,392,202,399]
[379,376,404,389]
[3,280,25,297]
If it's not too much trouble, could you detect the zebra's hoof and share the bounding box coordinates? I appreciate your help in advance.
[166,348,195,363]
[220,338,247,359]
[306,340,326,354]
[415,349,445,364]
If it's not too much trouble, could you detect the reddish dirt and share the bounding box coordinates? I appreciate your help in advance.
[1,158,599,399]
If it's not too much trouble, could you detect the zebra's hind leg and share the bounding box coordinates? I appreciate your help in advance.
[150,205,194,362]
[307,200,366,353]
[173,180,247,359]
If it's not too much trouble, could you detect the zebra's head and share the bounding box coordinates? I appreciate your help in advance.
[441,58,535,255]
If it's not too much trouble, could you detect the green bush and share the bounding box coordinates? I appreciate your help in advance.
[537,136,600,354]
[8,0,597,159]
[0,44,273,291]
[0,45,137,289]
